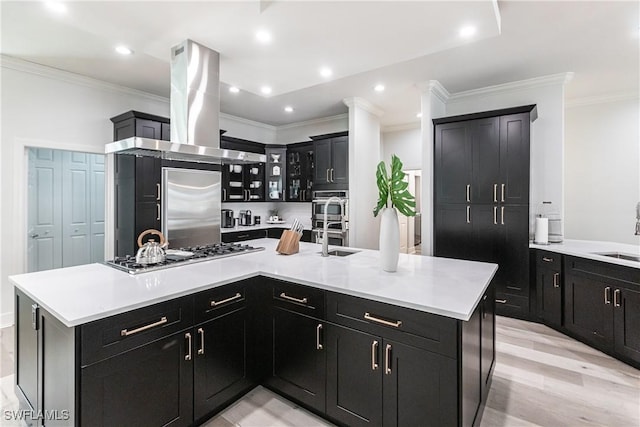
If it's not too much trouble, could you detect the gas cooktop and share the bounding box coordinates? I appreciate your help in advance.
[105,242,265,275]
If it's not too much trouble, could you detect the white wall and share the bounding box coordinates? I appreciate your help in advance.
[221,113,277,143]
[565,97,640,245]
[381,126,421,170]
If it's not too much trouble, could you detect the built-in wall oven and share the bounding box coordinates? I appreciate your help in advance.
[312,190,349,247]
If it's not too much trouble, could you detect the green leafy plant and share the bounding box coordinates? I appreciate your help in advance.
[373,155,416,217]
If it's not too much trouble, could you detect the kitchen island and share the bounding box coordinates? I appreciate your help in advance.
[10,239,497,427]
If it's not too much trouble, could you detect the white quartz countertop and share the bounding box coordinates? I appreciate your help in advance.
[9,239,497,327]
[220,222,311,233]
[530,239,640,269]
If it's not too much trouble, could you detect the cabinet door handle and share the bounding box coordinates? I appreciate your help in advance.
[279,292,308,304]
[31,304,39,330]
[316,324,323,350]
[156,203,161,221]
[331,168,334,182]
[364,312,402,328]
[211,292,242,307]
[493,184,497,202]
[121,316,168,337]
[466,184,471,202]
[501,183,505,202]
[185,332,192,361]
[501,206,505,225]
[604,286,611,304]
[614,289,621,307]
[493,206,498,225]
[543,257,554,262]
[553,272,560,288]
[156,183,161,201]
[197,327,205,355]
[466,206,471,224]
[371,340,379,370]
[385,344,392,375]
[223,188,227,200]
[326,168,330,183]
[496,299,507,304]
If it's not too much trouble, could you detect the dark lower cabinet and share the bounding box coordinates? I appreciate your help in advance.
[81,332,193,427]
[15,291,38,419]
[536,251,562,327]
[221,229,267,243]
[326,324,382,427]
[564,273,613,349]
[266,308,326,413]
[480,289,496,399]
[613,286,640,362]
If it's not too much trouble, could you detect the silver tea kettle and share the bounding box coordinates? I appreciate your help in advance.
[136,229,168,264]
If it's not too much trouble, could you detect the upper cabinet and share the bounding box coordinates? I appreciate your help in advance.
[111,110,171,142]
[286,142,314,202]
[220,135,266,203]
[266,146,287,202]
[312,132,349,191]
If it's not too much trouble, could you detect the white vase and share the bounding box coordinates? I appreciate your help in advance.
[379,207,400,272]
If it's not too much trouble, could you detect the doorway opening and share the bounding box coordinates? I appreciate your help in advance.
[27,148,105,272]
[398,170,422,255]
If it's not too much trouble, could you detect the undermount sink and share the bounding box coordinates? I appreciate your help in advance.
[323,249,360,257]
[594,252,640,262]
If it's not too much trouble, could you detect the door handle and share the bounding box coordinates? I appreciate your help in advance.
[493,206,498,225]
[331,168,334,182]
[210,292,242,307]
[121,316,168,337]
[223,188,227,200]
[493,184,497,202]
[364,312,402,328]
[542,257,554,262]
[156,203,161,221]
[371,340,379,370]
[501,183,505,202]
[496,299,507,304]
[326,168,330,183]
[604,286,611,304]
[197,327,205,355]
[185,332,192,361]
[553,272,560,288]
[466,184,471,202]
[466,206,471,224]
[385,344,392,375]
[30,234,39,239]
[156,183,161,201]
[614,289,621,307]
[279,292,308,304]
[316,324,323,350]
[501,206,505,225]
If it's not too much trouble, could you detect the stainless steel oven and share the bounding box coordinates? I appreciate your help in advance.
[312,190,349,246]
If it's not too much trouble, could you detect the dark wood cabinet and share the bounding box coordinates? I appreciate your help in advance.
[111,111,170,143]
[221,229,267,243]
[434,106,536,320]
[286,142,314,202]
[266,146,287,201]
[536,250,562,327]
[312,132,349,190]
[613,286,640,362]
[14,291,38,422]
[222,163,265,202]
[480,288,496,399]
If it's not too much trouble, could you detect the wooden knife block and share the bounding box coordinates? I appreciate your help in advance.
[276,230,301,255]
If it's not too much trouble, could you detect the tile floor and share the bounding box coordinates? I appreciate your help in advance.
[1,317,639,426]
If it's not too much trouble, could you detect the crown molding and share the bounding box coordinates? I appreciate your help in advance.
[382,122,421,133]
[565,92,639,108]
[219,112,277,131]
[1,55,169,104]
[416,80,451,104]
[276,113,348,131]
[342,97,385,117]
[448,72,575,101]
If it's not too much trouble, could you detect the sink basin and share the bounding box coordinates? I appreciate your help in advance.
[322,249,360,257]
[594,252,640,262]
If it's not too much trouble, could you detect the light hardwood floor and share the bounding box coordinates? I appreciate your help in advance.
[1,316,638,426]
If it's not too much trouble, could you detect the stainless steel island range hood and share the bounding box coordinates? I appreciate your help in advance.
[105,39,265,164]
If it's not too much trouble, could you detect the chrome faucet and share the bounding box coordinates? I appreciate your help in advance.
[635,202,640,235]
[321,196,345,257]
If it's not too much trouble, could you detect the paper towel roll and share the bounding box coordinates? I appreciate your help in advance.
[535,217,549,244]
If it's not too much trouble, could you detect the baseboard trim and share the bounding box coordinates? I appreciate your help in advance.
[1,311,14,328]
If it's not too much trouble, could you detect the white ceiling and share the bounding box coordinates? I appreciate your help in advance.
[1,1,638,127]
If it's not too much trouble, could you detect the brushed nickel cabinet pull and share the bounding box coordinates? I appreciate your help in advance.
[466,206,471,224]
[223,188,226,200]
[121,316,168,337]
[197,327,205,355]
[316,324,323,350]
[496,299,507,304]
[501,183,505,202]
[543,257,554,262]
[553,272,560,288]
[364,312,402,328]
[614,289,621,307]
[211,292,242,307]
[156,203,161,221]
[385,344,392,375]
[185,332,192,361]
[326,169,330,183]
[493,206,498,225]
[331,168,335,182]
[371,340,379,370]
[493,184,497,202]
[604,287,611,305]
[466,184,471,202]
[156,183,161,201]
[279,292,308,304]
[501,206,505,225]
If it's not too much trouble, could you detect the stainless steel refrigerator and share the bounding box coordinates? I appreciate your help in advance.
[162,167,221,248]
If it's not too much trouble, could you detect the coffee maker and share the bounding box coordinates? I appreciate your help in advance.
[221,209,234,228]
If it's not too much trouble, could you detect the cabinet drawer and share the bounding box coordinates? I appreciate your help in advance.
[495,292,529,318]
[194,280,248,324]
[271,279,325,318]
[536,250,561,270]
[326,292,457,358]
[222,229,267,243]
[565,256,639,288]
[81,295,193,367]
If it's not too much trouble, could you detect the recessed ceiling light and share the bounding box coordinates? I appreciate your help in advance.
[284,106,294,113]
[261,86,272,95]
[459,25,477,38]
[374,84,385,92]
[229,86,240,94]
[44,1,67,14]
[320,67,333,78]
[115,45,133,55]
[416,112,423,118]
[255,30,272,44]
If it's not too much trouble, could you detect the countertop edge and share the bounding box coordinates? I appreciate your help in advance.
[529,240,640,269]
